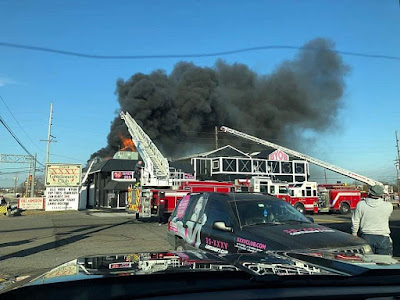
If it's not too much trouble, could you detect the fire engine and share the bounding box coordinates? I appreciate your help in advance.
[317,184,363,214]
[235,177,318,214]
[146,181,234,216]
[120,112,234,219]
[220,125,392,214]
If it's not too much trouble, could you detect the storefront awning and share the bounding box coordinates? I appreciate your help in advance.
[103,181,133,191]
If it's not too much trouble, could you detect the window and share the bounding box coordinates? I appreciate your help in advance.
[233,198,309,226]
[270,186,275,194]
[260,185,268,193]
[313,190,317,197]
[206,197,235,227]
[302,190,305,197]
[279,186,288,194]
[184,194,208,223]
[174,194,190,220]
[306,187,312,197]
[281,162,292,174]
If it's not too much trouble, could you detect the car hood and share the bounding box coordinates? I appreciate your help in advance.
[242,222,367,251]
[1,250,399,295]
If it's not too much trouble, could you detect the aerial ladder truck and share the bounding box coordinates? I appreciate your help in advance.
[120,112,233,219]
[220,126,391,213]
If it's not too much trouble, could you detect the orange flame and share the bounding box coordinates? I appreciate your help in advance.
[119,133,137,152]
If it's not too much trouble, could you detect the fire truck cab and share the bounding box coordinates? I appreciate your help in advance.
[247,177,290,201]
[287,181,319,214]
[235,177,318,214]
[318,184,361,214]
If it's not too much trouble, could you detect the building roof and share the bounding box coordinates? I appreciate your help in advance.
[173,145,250,160]
[89,159,138,174]
[251,149,274,159]
[103,181,132,191]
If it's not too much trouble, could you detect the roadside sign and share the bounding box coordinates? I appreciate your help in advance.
[45,187,79,211]
[45,164,82,187]
[18,197,44,210]
[268,150,289,161]
[112,171,135,181]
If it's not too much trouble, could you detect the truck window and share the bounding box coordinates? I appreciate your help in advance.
[302,190,305,197]
[205,199,235,227]
[313,190,317,197]
[279,186,287,194]
[175,194,190,220]
[185,194,208,224]
[270,186,275,194]
[306,187,312,197]
[260,185,268,193]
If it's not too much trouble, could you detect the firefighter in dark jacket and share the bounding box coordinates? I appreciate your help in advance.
[134,160,144,184]
[158,192,166,225]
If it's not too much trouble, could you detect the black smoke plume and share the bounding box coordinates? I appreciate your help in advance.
[90,38,349,160]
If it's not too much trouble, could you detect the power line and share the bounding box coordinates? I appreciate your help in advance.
[0,114,44,167]
[0,42,399,61]
[0,95,45,153]
[50,153,86,163]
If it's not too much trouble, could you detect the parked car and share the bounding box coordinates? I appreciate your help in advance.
[167,192,372,254]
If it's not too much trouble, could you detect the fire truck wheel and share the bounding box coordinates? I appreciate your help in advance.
[294,203,305,214]
[339,202,351,215]
[175,238,186,251]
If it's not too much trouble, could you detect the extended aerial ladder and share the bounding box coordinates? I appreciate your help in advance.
[120,112,170,187]
[220,126,387,191]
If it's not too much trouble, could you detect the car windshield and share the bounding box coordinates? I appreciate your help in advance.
[232,199,310,226]
[1,1,400,295]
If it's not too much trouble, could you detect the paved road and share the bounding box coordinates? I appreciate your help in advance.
[1,209,400,279]
[0,211,170,279]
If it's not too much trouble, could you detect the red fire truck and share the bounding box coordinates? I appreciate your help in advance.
[317,184,362,214]
[235,177,318,214]
[128,180,234,218]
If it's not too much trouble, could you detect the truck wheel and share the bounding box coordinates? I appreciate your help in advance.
[294,203,305,214]
[175,238,186,251]
[339,203,351,215]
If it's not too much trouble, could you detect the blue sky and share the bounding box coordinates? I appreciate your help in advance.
[0,0,399,187]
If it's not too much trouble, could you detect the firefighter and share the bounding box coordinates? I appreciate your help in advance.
[158,192,166,225]
[134,160,144,184]
[352,185,393,255]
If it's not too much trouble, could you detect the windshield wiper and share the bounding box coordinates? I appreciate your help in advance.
[245,221,284,226]
[279,220,311,224]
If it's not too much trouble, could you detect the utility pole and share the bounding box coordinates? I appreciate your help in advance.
[41,102,56,169]
[30,153,37,197]
[13,175,18,194]
[396,131,400,195]
[25,162,32,197]
[46,102,53,165]
[215,126,219,150]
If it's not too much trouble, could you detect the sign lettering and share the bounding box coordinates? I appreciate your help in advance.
[46,164,82,187]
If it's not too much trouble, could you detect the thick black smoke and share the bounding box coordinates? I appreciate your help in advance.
[90,38,349,160]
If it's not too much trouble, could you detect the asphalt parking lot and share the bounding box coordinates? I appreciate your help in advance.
[1,209,400,279]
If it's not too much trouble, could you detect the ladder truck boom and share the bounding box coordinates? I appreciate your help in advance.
[220,126,384,188]
[120,112,170,185]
